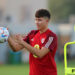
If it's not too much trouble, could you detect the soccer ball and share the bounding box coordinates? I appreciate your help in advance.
[0,27,9,43]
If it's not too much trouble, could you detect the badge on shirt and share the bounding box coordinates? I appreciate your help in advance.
[41,38,45,44]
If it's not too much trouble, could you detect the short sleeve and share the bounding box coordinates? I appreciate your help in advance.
[23,30,38,44]
[44,36,57,51]
[23,31,32,43]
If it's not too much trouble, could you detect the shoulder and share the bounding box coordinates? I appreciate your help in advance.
[29,30,39,35]
[30,30,39,33]
[48,29,57,40]
[27,30,39,38]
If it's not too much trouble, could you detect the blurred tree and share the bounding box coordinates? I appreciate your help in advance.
[48,0,75,23]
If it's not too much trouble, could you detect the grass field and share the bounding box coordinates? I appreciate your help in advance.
[0,61,75,75]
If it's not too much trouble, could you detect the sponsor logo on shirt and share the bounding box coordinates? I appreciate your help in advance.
[33,44,40,58]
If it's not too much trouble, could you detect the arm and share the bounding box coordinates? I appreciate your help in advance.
[8,36,24,52]
[17,34,57,58]
[20,40,50,58]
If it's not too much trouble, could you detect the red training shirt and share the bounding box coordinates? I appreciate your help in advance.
[23,29,58,75]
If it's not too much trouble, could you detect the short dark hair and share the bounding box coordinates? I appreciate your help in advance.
[35,9,51,19]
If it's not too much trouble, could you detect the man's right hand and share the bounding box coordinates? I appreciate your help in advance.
[8,35,24,52]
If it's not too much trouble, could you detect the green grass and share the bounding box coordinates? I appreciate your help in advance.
[0,64,29,75]
[0,61,75,75]
[57,62,64,75]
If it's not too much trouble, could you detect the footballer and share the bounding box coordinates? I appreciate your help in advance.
[8,9,58,75]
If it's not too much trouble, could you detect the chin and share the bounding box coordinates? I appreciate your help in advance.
[37,27,40,30]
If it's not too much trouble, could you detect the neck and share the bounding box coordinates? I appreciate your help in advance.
[39,27,48,34]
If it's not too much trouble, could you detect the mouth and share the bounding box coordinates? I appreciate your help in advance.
[36,24,40,28]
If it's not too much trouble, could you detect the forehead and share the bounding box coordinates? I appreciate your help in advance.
[35,17,47,20]
[35,17,44,19]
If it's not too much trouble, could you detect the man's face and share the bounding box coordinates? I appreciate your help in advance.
[35,17,49,30]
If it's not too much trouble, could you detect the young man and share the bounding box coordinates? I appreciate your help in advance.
[8,9,58,75]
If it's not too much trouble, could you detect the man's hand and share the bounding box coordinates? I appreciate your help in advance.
[14,34,50,58]
[14,34,24,45]
[8,35,24,52]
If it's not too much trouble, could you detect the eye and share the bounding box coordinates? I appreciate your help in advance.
[38,19,42,21]
[39,19,41,21]
[35,19,37,21]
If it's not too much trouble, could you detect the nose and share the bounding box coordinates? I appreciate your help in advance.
[35,20,41,25]
[35,20,38,24]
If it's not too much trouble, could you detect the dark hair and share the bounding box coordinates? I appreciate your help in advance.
[35,9,51,19]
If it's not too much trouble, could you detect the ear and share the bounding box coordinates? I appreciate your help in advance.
[46,19,49,22]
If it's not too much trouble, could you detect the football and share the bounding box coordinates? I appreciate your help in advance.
[0,27,9,43]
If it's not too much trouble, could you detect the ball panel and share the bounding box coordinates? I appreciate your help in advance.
[0,27,9,43]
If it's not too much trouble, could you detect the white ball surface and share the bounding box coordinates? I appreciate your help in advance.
[0,27,9,43]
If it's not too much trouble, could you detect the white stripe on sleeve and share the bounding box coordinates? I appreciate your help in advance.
[44,37,54,48]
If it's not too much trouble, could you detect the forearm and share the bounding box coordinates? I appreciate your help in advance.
[8,37,23,52]
[21,41,41,57]
[21,40,49,58]
[15,34,50,58]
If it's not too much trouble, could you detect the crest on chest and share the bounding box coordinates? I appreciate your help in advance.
[41,38,45,44]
